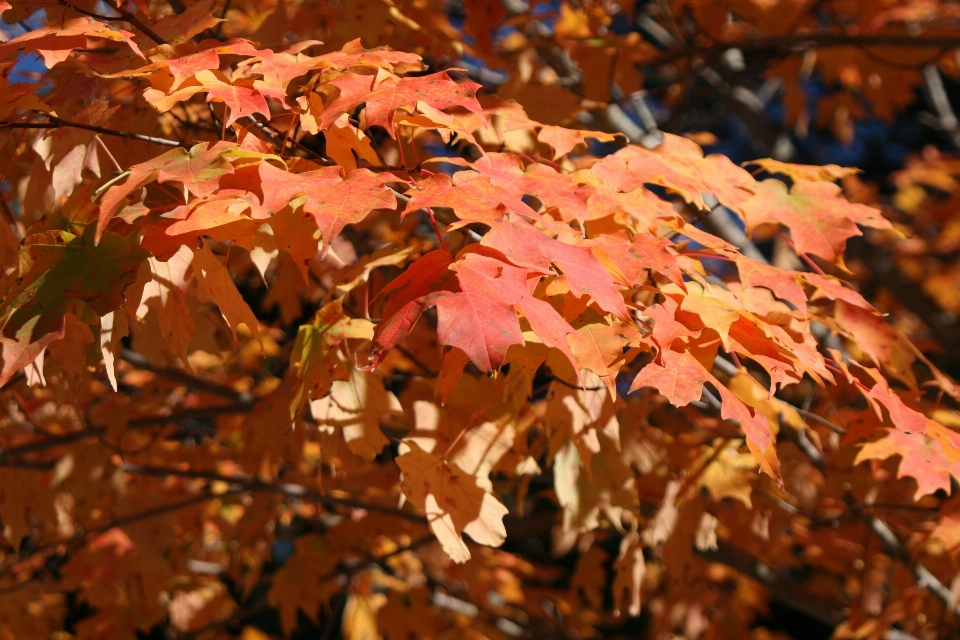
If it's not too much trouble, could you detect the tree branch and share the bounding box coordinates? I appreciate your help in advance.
[649,33,960,67]
[119,349,256,404]
[58,0,169,46]
[0,489,239,586]
[0,115,185,148]
[120,463,429,523]
[0,403,254,460]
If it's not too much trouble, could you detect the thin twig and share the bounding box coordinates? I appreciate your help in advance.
[120,463,429,523]
[58,0,169,45]
[0,404,253,461]
[0,115,184,148]
[119,349,255,404]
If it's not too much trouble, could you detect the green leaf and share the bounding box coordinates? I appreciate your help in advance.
[0,226,149,369]
[289,298,374,415]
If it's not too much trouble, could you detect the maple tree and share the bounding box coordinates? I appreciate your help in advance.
[4,0,960,639]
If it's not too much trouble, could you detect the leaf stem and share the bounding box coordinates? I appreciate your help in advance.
[426,207,448,252]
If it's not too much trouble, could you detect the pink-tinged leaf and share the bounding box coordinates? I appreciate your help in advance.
[644,298,696,353]
[452,255,578,370]
[434,289,525,372]
[710,376,779,483]
[166,47,220,89]
[868,376,929,435]
[376,250,457,320]
[628,349,710,405]
[303,169,397,242]
[482,219,631,322]
[856,428,957,499]
[740,179,891,264]
[802,272,872,309]
[318,73,377,130]
[241,49,319,101]
[367,292,450,371]
[365,72,485,135]
[736,257,807,312]
[97,142,234,240]
[588,231,684,289]
[518,163,592,225]
[204,79,270,127]
[315,39,423,73]
[254,164,397,241]
[591,134,756,210]
[405,171,539,228]
[0,17,144,67]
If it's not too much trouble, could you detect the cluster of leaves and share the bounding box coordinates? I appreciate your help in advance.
[4,1,960,640]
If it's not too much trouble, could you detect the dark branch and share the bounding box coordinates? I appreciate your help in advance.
[120,463,430,523]
[650,32,960,67]
[0,115,185,148]
[58,0,169,46]
[119,349,256,404]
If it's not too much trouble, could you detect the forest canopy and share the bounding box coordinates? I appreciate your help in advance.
[3,0,960,639]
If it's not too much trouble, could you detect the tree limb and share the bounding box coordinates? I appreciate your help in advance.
[120,463,430,523]
[0,115,185,148]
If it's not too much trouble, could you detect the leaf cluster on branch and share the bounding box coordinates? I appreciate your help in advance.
[3,0,960,639]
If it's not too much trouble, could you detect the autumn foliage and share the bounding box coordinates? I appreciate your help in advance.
[5,0,960,638]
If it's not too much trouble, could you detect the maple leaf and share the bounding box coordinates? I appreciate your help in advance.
[447,254,579,371]
[267,534,341,634]
[405,171,538,228]
[136,251,194,367]
[290,298,374,412]
[165,47,221,90]
[97,142,237,240]
[322,114,382,171]
[0,17,144,67]
[5,5,960,637]
[0,226,147,379]
[255,163,397,242]
[588,231,685,289]
[304,169,398,242]
[537,125,623,160]
[856,428,959,499]
[397,440,509,562]
[152,0,222,44]
[199,74,271,127]
[375,249,458,321]
[481,219,631,322]
[739,179,892,264]
[240,47,321,101]
[311,73,377,131]
[628,349,710,405]
[736,257,807,313]
[364,71,485,135]
[591,134,756,209]
[192,240,262,349]
[746,159,860,182]
[569,312,643,396]
[310,367,400,460]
